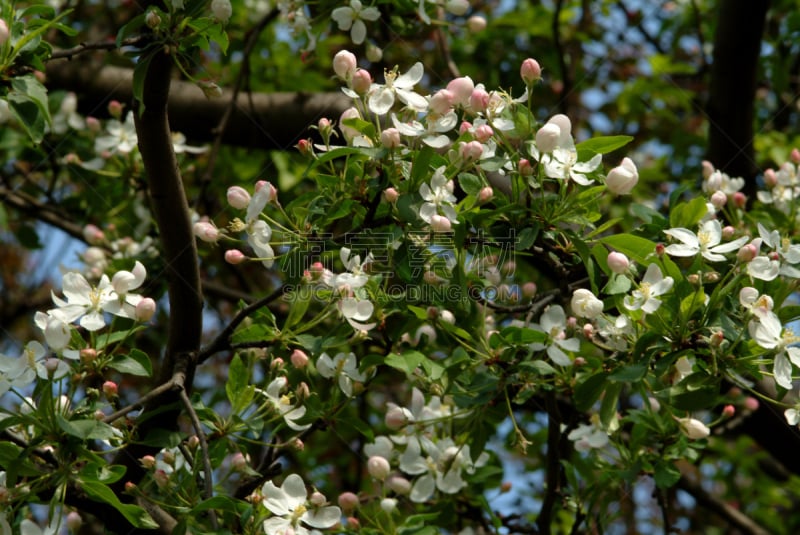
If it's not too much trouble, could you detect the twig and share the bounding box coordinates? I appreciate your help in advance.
[134,496,179,535]
[102,379,178,424]
[197,284,286,364]
[48,36,148,61]
[537,391,562,535]
[677,473,769,535]
[179,388,218,529]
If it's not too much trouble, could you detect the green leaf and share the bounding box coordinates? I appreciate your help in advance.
[7,92,46,143]
[193,496,251,515]
[518,360,557,375]
[600,382,622,429]
[132,50,156,109]
[57,415,119,440]
[576,135,633,156]
[312,145,386,167]
[459,172,482,196]
[96,327,145,350]
[574,372,609,412]
[600,233,681,281]
[80,481,158,529]
[108,349,152,377]
[669,196,708,229]
[79,462,126,484]
[283,288,311,330]
[653,461,681,488]
[608,364,647,383]
[115,13,145,47]
[227,355,255,413]
[499,326,547,345]
[385,351,425,375]
[603,273,632,295]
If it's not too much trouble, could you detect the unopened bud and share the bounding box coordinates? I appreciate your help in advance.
[607,251,630,274]
[722,405,735,418]
[102,381,118,398]
[292,438,304,451]
[430,214,452,233]
[198,80,223,99]
[732,192,746,209]
[478,186,494,203]
[460,140,483,162]
[383,187,399,203]
[225,249,246,265]
[66,511,83,531]
[474,124,493,143]
[744,396,759,411]
[153,469,169,489]
[232,452,249,472]
[145,10,161,28]
[333,50,357,79]
[295,381,310,402]
[466,15,487,32]
[83,224,105,244]
[347,517,361,529]
[520,58,542,85]
[188,435,200,449]
[386,474,411,494]
[385,406,409,429]
[227,186,251,209]
[792,148,800,164]
[351,69,372,94]
[655,243,665,256]
[290,349,309,368]
[522,281,537,298]
[429,89,454,115]
[722,225,735,240]
[573,356,586,366]
[193,221,220,243]
[365,43,383,63]
[211,0,233,23]
[338,492,360,513]
[380,497,398,513]
[445,0,469,16]
[447,76,475,107]
[296,138,313,156]
[381,127,401,149]
[0,19,9,46]
[140,455,156,469]
[701,160,714,179]
[309,491,326,507]
[737,243,757,262]
[469,88,490,112]
[518,158,533,176]
[710,190,727,208]
[135,297,157,322]
[108,100,123,119]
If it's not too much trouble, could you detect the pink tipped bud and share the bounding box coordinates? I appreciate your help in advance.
[333,50,357,79]
[347,517,361,529]
[710,330,725,347]
[763,168,777,187]
[736,245,756,263]
[318,117,332,133]
[102,381,118,398]
[518,158,533,176]
[85,116,101,133]
[792,148,800,164]
[430,214,452,232]
[232,452,249,472]
[296,138,313,156]
[309,491,327,507]
[387,474,412,494]
[446,76,475,106]
[227,186,251,209]
[655,243,665,256]
[108,100,123,119]
[535,123,561,153]
[140,455,156,469]
[469,88,490,112]
[135,297,157,322]
[270,357,284,370]
[351,69,372,94]
[605,157,639,195]
[520,58,542,85]
[606,251,630,274]
[66,512,83,532]
[430,89,454,115]
[467,15,487,32]
[83,224,105,245]
[193,221,220,243]
[460,140,483,162]
[0,19,9,46]
[701,160,715,179]
[474,124,493,143]
[225,249,246,265]
[80,348,97,364]
[744,396,759,411]
[295,381,310,402]
[338,492,360,513]
[478,186,494,203]
[188,435,200,449]
[290,349,309,368]
[292,438,305,451]
[367,456,391,480]
[583,323,594,338]
[385,406,409,429]
[722,225,735,240]
[710,190,727,208]
[732,191,747,208]
[383,187,399,203]
[381,127,401,149]
[522,281,537,298]
[566,316,577,329]
[124,481,136,492]
[722,404,735,418]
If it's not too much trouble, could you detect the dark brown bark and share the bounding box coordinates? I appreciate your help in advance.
[705,0,770,197]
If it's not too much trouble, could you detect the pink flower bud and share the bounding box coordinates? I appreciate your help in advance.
[188,435,200,449]
[710,190,727,208]
[429,89,454,115]
[134,297,156,323]
[140,455,156,469]
[296,138,313,156]
[347,517,361,528]
[763,168,777,187]
[607,251,630,274]
[469,88,490,112]
[605,157,639,195]
[474,124,493,143]
[467,15,487,32]
[296,381,310,402]
[309,491,326,507]
[66,512,83,531]
[162,450,175,465]
[460,140,483,162]
[722,225,735,240]
[583,323,594,338]
[85,116,101,133]
[154,469,169,489]
[254,180,278,203]
[792,148,800,164]
[227,186,251,209]
[430,214,452,232]
[232,452,249,472]
[333,50,357,79]
[518,158,533,176]
[45,358,61,376]
[290,349,309,368]
[387,474,412,494]
[722,405,735,418]
[520,58,542,85]
[351,69,372,94]
[108,100,123,119]
[80,348,97,364]
[211,0,232,21]
[83,224,105,245]
[124,481,136,492]
[566,316,577,329]
[385,406,409,429]
[478,186,494,203]
[339,107,361,141]
[710,330,725,346]
[440,309,456,324]
[446,76,475,106]
[0,19,8,46]
[383,187,399,203]
[744,396,759,411]
[701,160,715,179]
[102,381,118,398]
[381,127,401,148]
[367,456,391,480]
[271,357,284,370]
[655,243,665,256]
[193,221,220,243]
[732,192,747,208]
[522,281,537,298]
[225,249,246,265]
[338,492,360,513]
[292,438,305,451]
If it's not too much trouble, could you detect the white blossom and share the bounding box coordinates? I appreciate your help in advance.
[368,63,428,116]
[530,305,579,366]
[623,263,673,314]
[317,352,367,396]
[331,0,381,45]
[261,474,341,535]
[664,220,748,262]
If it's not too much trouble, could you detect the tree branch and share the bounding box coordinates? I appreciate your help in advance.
[677,472,770,535]
[44,61,351,150]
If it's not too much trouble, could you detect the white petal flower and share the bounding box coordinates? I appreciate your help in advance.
[317,352,367,396]
[571,289,603,319]
[331,0,381,45]
[258,377,311,431]
[262,474,341,535]
[664,220,748,262]
[530,305,579,366]
[676,417,710,439]
[368,63,427,115]
[623,263,673,314]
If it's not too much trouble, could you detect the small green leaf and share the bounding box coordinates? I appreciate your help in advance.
[108,349,152,377]
[669,196,708,229]
[608,364,647,383]
[459,173,482,196]
[574,372,609,412]
[385,351,425,375]
[80,481,158,529]
[57,416,119,440]
[283,289,311,330]
[80,462,126,484]
[653,461,681,488]
[576,135,633,156]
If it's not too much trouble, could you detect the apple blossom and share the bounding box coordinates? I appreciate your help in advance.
[262,474,341,535]
[446,76,475,107]
[383,187,399,203]
[677,417,711,439]
[623,263,673,314]
[467,15,487,32]
[571,289,604,319]
[478,186,493,203]
[368,63,428,115]
[605,157,639,194]
[664,220,748,263]
[211,0,232,22]
[530,305,579,366]
[607,251,630,274]
[317,352,367,396]
[331,0,381,45]
[333,50,357,80]
[367,455,391,480]
[366,43,383,62]
[520,58,542,84]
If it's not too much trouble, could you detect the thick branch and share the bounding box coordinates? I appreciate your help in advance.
[44,61,351,150]
[677,472,770,535]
